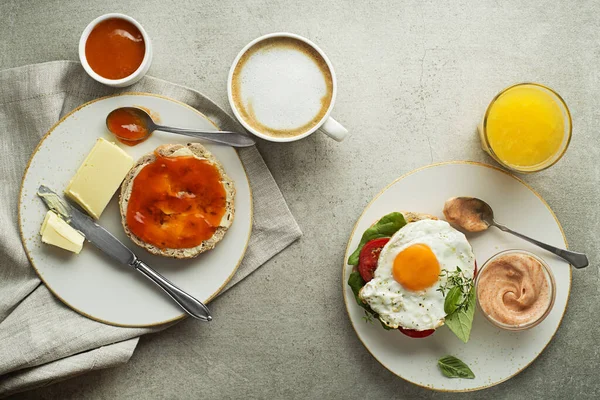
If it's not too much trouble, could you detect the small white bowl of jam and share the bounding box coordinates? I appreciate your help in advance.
[79,13,152,87]
[475,250,556,331]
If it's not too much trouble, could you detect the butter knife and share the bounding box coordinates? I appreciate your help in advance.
[37,185,212,322]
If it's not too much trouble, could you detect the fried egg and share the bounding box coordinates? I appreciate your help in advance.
[359,219,475,331]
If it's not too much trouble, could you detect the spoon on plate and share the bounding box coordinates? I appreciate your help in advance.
[443,197,589,269]
[106,107,255,147]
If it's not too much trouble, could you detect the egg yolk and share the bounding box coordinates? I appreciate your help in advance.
[393,244,440,291]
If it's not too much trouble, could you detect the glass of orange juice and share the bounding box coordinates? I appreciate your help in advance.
[479,83,572,173]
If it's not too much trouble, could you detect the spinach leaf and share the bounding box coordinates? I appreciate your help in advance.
[348,271,368,309]
[444,286,462,314]
[438,355,475,379]
[444,285,476,343]
[348,271,392,330]
[379,318,393,330]
[348,212,407,265]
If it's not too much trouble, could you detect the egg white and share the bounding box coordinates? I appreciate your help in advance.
[359,219,475,330]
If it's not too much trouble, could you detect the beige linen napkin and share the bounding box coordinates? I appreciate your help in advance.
[0,61,302,397]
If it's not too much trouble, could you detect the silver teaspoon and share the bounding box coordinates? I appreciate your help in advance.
[443,197,589,269]
[106,107,255,148]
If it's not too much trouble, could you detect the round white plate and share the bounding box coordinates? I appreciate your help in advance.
[342,162,571,392]
[20,93,252,327]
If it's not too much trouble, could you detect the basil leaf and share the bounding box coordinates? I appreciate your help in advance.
[444,285,476,343]
[444,286,462,314]
[347,212,407,265]
[438,355,475,379]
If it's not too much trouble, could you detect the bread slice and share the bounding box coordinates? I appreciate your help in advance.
[119,143,235,259]
[400,210,438,224]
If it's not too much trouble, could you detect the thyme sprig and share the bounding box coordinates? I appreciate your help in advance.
[437,267,474,313]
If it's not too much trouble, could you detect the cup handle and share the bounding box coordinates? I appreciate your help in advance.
[318,117,349,142]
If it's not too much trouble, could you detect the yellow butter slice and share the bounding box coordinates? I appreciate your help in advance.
[65,138,134,219]
[40,211,85,254]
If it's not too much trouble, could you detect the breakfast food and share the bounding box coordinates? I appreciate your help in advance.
[85,17,145,79]
[476,250,554,329]
[65,138,134,219]
[119,143,234,258]
[348,212,477,341]
[40,210,85,254]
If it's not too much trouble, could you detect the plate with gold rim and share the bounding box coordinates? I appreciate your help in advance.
[19,93,252,327]
[342,161,570,391]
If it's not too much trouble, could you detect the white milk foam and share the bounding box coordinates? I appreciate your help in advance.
[236,42,331,131]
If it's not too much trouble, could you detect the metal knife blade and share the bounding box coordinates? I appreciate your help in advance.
[36,185,212,321]
[37,185,135,266]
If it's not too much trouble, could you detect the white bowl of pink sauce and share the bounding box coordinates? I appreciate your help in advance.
[475,250,556,331]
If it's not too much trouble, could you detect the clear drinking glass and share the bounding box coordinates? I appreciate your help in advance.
[478,83,572,173]
[475,250,556,331]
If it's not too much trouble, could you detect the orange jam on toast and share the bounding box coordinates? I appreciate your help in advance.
[126,151,227,249]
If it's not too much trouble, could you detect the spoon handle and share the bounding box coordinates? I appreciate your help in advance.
[155,125,255,148]
[493,222,589,269]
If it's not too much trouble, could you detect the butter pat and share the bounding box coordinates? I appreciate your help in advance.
[65,138,133,219]
[169,147,205,159]
[40,211,85,254]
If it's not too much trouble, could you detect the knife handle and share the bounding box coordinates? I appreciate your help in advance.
[132,260,212,321]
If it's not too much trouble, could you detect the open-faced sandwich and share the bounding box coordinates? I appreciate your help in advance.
[120,143,235,259]
[347,211,477,342]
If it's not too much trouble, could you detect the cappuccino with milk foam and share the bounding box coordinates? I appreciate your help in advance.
[231,37,334,138]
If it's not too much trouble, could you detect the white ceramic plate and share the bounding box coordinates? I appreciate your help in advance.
[20,93,252,327]
[342,162,570,392]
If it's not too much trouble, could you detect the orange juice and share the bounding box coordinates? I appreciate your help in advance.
[480,83,571,172]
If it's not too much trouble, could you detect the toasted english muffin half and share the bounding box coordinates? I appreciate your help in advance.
[363,211,438,231]
[399,210,439,224]
[119,143,235,259]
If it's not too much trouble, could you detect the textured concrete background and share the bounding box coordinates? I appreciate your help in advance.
[1,0,599,398]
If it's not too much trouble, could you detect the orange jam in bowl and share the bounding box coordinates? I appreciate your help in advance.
[126,151,227,249]
[479,83,572,173]
[79,14,152,87]
[85,18,145,79]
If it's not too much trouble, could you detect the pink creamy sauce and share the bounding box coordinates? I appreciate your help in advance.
[477,253,550,326]
[443,197,489,232]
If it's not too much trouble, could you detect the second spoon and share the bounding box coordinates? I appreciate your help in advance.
[443,196,589,269]
[106,107,255,148]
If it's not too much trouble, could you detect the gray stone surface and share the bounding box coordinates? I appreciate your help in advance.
[1,0,599,398]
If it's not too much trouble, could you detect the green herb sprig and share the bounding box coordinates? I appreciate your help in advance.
[438,268,476,343]
[437,267,473,314]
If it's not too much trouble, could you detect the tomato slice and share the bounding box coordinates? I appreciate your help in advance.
[398,327,435,338]
[358,238,390,282]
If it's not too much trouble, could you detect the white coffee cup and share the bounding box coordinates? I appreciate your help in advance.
[227,32,349,143]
